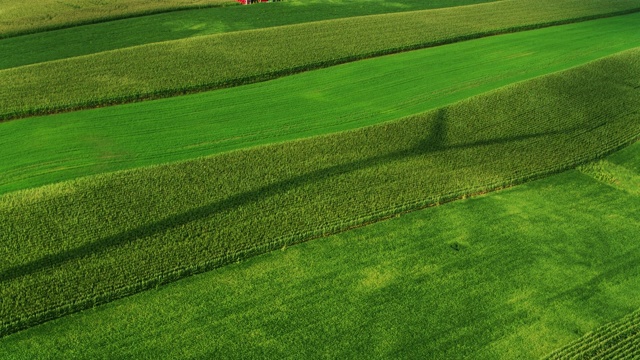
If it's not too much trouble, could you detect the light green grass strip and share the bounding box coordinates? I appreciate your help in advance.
[2,0,640,121]
[0,0,236,39]
[0,0,497,69]
[2,12,639,195]
[1,48,640,338]
[1,146,639,358]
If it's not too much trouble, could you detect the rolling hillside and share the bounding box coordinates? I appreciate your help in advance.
[2,0,640,121]
[1,0,639,358]
[2,134,639,359]
[1,12,639,194]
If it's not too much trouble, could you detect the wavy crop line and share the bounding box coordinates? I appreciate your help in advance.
[2,0,640,121]
[1,47,640,338]
[544,310,640,359]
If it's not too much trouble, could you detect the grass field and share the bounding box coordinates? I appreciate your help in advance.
[1,49,639,337]
[2,0,640,121]
[0,0,497,69]
[0,0,235,38]
[1,12,639,195]
[1,141,638,358]
[3,0,640,356]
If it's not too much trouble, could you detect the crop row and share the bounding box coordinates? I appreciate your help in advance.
[3,13,639,196]
[2,0,640,121]
[544,310,640,359]
[1,48,640,337]
[0,0,235,39]
[0,0,498,70]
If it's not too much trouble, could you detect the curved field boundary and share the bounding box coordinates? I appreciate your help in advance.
[544,310,640,359]
[0,0,236,40]
[2,12,639,196]
[2,0,640,121]
[1,47,640,338]
[0,0,498,70]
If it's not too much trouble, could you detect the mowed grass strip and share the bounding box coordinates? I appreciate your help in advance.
[544,310,640,359]
[2,0,640,121]
[1,144,640,358]
[0,0,498,70]
[1,48,640,337]
[2,13,639,195]
[0,0,235,39]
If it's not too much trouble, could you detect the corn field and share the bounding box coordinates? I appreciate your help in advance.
[1,0,639,121]
[1,48,639,337]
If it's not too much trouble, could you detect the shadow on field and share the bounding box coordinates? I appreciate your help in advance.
[0,109,568,284]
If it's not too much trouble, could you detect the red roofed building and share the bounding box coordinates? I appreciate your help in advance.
[238,0,270,4]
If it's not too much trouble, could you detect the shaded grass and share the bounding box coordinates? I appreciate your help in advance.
[2,13,640,195]
[2,0,640,121]
[1,49,640,337]
[0,0,498,69]
[1,143,639,358]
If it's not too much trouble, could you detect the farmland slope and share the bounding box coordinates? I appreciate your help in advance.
[0,0,498,69]
[1,142,639,358]
[1,48,639,337]
[0,0,235,39]
[1,12,640,195]
[2,0,640,121]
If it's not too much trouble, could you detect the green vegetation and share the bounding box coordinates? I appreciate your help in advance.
[579,160,640,196]
[2,0,640,121]
[1,49,639,337]
[2,12,639,195]
[0,0,498,69]
[0,0,235,39]
[3,0,640,356]
[1,141,639,358]
[545,310,640,359]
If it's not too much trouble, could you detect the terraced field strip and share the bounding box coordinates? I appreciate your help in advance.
[1,144,639,358]
[2,12,639,195]
[2,48,640,337]
[544,310,640,359]
[0,0,235,39]
[0,0,498,70]
[2,0,640,121]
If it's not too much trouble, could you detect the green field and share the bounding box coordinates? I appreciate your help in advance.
[2,0,640,357]
[0,0,235,38]
[2,49,639,337]
[2,0,639,121]
[0,0,497,69]
[1,12,639,195]
[1,141,638,358]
